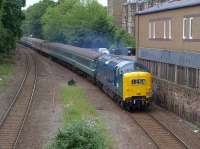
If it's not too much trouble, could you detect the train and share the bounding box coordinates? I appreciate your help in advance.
[20,37,153,111]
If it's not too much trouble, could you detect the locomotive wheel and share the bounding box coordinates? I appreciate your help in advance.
[117,98,123,108]
[119,100,124,108]
[124,102,131,112]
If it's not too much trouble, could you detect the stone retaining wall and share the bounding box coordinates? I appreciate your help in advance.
[154,77,200,125]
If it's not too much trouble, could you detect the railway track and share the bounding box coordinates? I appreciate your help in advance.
[130,112,190,149]
[0,50,38,149]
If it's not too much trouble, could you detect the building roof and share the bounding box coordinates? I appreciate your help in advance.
[124,0,147,5]
[137,0,200,15]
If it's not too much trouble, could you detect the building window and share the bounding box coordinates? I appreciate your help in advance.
[153,22,156,39]
[148,21,156,39]
[164,21,166,39]
[189,17,193,39]
[163,19,172,39]
[169,20,172,39]
[183,18,186,39]
[149,18,172,40]
[183,17,193,40]
[148,22,151,39]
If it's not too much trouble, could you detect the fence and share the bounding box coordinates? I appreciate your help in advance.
[140,58,200,89]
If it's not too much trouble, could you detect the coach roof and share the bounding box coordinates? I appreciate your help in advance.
[48,42,102,60]
[136,0,200,15]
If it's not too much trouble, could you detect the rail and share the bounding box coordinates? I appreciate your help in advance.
[0,49,38,149]
[130,112,190,149]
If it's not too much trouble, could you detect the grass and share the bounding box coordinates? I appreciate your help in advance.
[47,85,112,149]
[0,63,13,88]
[60,86,97,125]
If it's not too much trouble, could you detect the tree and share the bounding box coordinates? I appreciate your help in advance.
[23,0,135,49]
[0,0,25,56]
[22,0,55,38]
[42,0,116,48]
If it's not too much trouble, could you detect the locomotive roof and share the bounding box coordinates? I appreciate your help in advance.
[99,55,136,68]
[47,42,103,60]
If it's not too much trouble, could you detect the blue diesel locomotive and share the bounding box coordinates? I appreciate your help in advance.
[21,37,153,110]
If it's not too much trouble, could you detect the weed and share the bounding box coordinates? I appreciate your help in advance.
[0,63,13,87]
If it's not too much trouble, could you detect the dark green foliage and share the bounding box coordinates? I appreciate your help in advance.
[48,121,109,149]
[113,27,136,48]
[22,0,55,38]
[23,0,135,49]
[0,0,24,56]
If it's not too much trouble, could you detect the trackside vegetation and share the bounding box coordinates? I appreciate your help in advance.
[47,86,112,149]
[0,63,13,88]
[22,0,135,49]
[0,0,25,57]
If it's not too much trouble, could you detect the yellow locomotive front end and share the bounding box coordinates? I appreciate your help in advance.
[123,71,153,109]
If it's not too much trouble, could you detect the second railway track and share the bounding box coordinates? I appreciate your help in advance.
[130,112,190,149]
[0,49,38,149]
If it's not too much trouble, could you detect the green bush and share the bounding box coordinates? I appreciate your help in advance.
[48,121,109,149]
[46,86,112,149]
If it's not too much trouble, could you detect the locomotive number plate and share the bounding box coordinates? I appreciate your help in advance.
[132,79,146,85]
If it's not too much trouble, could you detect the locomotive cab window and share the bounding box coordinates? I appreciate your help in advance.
[121,63,134,73]
[134,63,149,72]
[121,63,149,74]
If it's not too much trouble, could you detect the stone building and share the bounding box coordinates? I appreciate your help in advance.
[107,0,127,26]
[136,0,200,124]
[122,0,170,37]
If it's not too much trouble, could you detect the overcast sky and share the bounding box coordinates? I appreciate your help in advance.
[25,0,107,8]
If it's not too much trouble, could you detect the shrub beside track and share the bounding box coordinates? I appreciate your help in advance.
[47,86,112,149]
